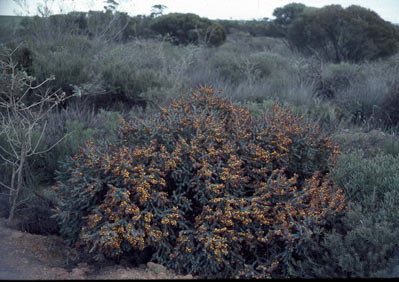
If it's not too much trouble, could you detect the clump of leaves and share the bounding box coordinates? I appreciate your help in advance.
[53,87,345,278]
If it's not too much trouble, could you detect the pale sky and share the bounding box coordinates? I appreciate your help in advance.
[0,0,398,23]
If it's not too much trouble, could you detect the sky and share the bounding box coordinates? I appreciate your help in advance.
[0,0,398,23]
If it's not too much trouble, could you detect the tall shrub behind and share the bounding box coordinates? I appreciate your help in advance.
[150,13,226,46]
[286,5,399,63]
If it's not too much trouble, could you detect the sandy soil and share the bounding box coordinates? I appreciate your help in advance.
[0,217,194,280]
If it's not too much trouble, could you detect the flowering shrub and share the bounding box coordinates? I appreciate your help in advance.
[53,87,346,278]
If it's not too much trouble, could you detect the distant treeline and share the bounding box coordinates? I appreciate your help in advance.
[1,2,399,62]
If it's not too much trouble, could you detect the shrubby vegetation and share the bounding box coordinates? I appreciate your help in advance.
[53,87,345,278]
[1,1,399,278]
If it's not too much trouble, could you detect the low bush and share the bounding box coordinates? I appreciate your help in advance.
[210,50,295,92]
[314,62,365,99]
[53,87,345,278]
[248,51,293,80]
[379,80,399,127]
[32,106,122,183]
[31,36,92,97]
[333,151,399,206]
[210,51,242,84]
[97,44,170,110]
[3,42,34,75]
[334,128,399,157]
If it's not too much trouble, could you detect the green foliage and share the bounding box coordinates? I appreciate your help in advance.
[150,13,226,46]
[31,35,92,97]
[217,19,281,37]
[0,130,60,234]
[126,15,157,39]
[288,151,399,277]
[3,43,34,75]
[210,50,294,88]
[289,205,399,278]
[320,63,365,95]
[210,51,242,84]
[297,102,350,132]
[272,2,307,37]
[286,4,399,63]
[86,10,135,42]
[334,129,399,157]
[333,151,399,207]
[104,0,119,12]
[11,185,60,235]
[248,51,293,79]
[34,107,122,184]
[53,87,345,278]
[17,11,148,43]
[318,55,399,128]
[379,80,399,127]
[48,12,89,35]
[309,62,367,100]
[98,46,168,109]
[3,108,122,234]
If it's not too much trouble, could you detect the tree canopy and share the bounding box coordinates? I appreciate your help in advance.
[150,13,226,46]
[276,3,399,63]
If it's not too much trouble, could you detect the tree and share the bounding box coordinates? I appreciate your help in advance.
[0,47,68,224]
[285,4,399,63]
[273,2,306,27]
[345,5,399,60]
[104,0,119,12]
[150,4,167,18]
[272,2,306,37]
[150,13,226,47]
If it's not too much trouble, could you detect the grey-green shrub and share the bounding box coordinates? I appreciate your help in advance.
[333,150,399,206]
[289,204,399,278]
[31,35,92,97]
[334,129,399,157]
[288,151,399,277]
[97,43,171,109]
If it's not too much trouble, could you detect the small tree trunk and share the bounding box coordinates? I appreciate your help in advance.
[9,166,16,206]
[7,145,26,224]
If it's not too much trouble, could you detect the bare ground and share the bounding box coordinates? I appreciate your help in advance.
[0,217,194,280]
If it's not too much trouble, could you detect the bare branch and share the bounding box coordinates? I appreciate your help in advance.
[0,180,15,191]
[0,141,17,161]
[30,131,71,156]
[0,47,68,223]
[30,120,47,155]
